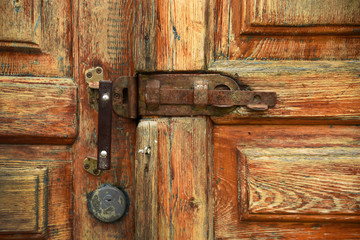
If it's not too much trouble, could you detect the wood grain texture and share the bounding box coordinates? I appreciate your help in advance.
[134,0,214,71]
[72,0,136,239]
[0,145,72,240]
[243,0,360,34]
[0,0,41,48]
[210,60,360,124]
[0,0,72,77]
[214,0,360,60]
[214,125,360,239]
[238,147,360,222]
[135,118,214,239]
[0,168,47,234]
[0,77,77,144]
[250,0,360,26]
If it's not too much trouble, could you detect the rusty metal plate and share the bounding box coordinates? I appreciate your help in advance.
[138,74,240,116]
[112,76,137,118]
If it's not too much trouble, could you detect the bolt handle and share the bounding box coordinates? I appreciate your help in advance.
[98,80,113,170]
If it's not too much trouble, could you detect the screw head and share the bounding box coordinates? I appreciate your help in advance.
[100,150,108,158]
[93,169,100,175]
[102,94,110,101]
[86,72,93,78]
[96,67,102,74]
[84,164,90,170]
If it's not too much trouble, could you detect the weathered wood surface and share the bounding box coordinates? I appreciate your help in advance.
[210,60,360,124]
[0,0,41,47]
[0,1,74,239]
[135,118,213,240]
[134,0,214,71]
[0,77,77,144]
[249,0,360,27]
[72,0,136,239]
[0,0,72,77]
[238,147,360,222]
[0,168,47,234]
[214,125,360,239]
[0,145,72,240]
[214,0,360,60]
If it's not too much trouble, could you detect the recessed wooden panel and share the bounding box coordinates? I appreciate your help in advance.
[241,0,360,35]
[214,0,360,60]
[214,125,360,239]
[238,147,360,222]
[0,145,72,240]
[251,0,360,26]
[0,1,72,77]
[0,0,41,49]
[0,77,77,144]
[0,168,47,234]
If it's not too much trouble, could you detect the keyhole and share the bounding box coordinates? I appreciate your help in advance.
[122,88,128,104]
[104,194,113,203]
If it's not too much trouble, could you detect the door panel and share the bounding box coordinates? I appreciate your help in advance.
[0,77,77,144]
[215,0,360,60]
[0,1,72,76]
[0,145,72,239]
[0,1,75,239]
[214,125,360,239]
[0,168,47,235]
[212,1,360,238]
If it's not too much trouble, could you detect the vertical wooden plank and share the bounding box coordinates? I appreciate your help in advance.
[135,118,214,239]
[214,0,231,59]
[135,121,161,239]
[134,0,215,71]
[72,0,136,239]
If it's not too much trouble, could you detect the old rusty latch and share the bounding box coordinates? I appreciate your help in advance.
[85,71,276,171]
[95,73,276,118]
[133,74,276,116]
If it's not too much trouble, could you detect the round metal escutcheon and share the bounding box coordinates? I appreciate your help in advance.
[87,184,128,223]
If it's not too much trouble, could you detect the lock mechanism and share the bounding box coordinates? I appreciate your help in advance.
[87,184,128,223]
[84,69,277,171]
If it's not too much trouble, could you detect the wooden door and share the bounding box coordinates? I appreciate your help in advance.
[1,0,359,239]
[0,0,135,239]
[134,0,360,239]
